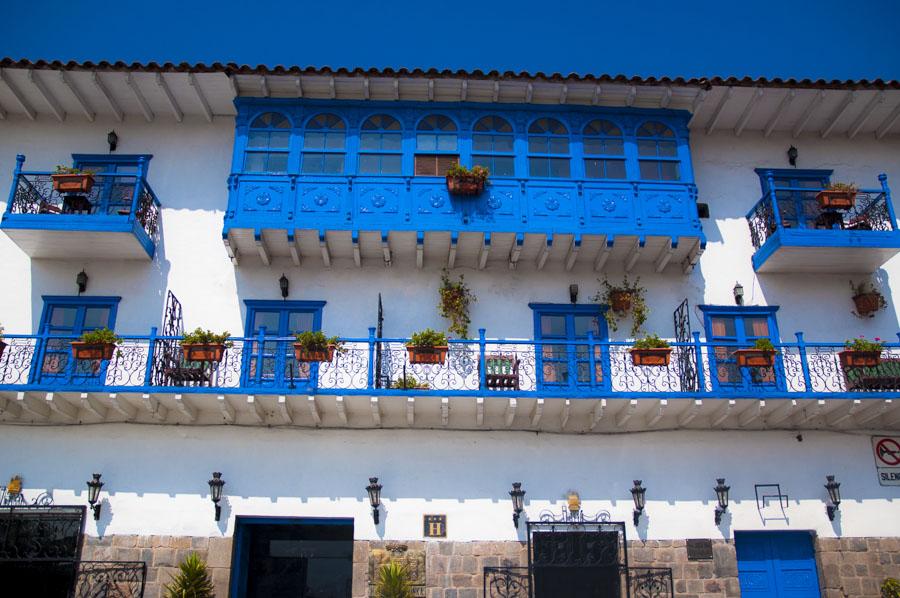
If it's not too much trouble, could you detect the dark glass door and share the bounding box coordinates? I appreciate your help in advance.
[531,531,621,598]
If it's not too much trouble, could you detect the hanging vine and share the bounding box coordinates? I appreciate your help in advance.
[593,275,648,336]
[438,269,476,338]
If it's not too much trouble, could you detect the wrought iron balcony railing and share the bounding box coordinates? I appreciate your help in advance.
[1,328,899,399]
[483,565,674,598]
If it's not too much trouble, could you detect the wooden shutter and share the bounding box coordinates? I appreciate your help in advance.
[414,154,459,176]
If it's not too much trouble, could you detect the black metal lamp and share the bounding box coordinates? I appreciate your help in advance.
[279,274,289,299]
[733,282,744,306]
[825,475,841,521]
[787,145,798,167]
[366,477,383,525]
[107,130,118,152]
[76,270,88,294]
[569,284,579,304]
[208,472,225,522]
[86,473,104,521]
[714,478,730,525]
[509,482,525,528]
[630,480,646,527]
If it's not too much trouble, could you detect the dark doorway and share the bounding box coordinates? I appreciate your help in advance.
[531,530,622,598]
[231,517,354,598]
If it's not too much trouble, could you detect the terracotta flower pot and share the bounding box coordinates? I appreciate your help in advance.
[181,343,227,363]
[70,341,116,361]
[852,293,882,317]
[407,345,448,365]
[294,344,336,363]
[839,350,881,368]
[815,190,856,210]
[733,349,776,367]
[630,347,672,367]
[445,175,485,196]
[609,290,633,313]
[51,173,95,193]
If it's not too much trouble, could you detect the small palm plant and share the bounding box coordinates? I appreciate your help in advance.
[375,561,413,598]
[164,552,215,598]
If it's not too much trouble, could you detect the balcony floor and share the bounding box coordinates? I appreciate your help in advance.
[752,229,900,273]
[0,215,155,260]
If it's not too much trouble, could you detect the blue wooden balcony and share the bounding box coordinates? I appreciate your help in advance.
[746,173,900,273]
[1,155,160,260]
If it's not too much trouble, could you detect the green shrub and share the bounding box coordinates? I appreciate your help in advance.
[845,336,884,352]
[182,327,233,347]
[882,578,900,598]
[633,334,670,349]
[375,561,413,598]
[79,328,121,345]
[390,375,429,389]
[407,328,448,348]
[163,552,214,598]
[753,338,776,351]
[445,164,489,180]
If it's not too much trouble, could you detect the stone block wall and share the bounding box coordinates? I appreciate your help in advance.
[815,537,900,598]
[628,539,740,598]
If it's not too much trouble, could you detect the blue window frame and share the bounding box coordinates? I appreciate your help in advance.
[530,303,607,390]
[358,114,403,175]
[636,121,680,181]
[699,305,781,391]
[242,300,325,390]
[71,154,152,215]
[472,116,515,177]
[34,296,120,384]
[301,113,346,175]
[756,168,833,230]
[244,112,291,173]
[582,119,626,179]
[528,118,570,178]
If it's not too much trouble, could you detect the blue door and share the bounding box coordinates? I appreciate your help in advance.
[735,532,821,598]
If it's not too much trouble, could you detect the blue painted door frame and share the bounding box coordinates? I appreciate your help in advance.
[735,531,822,598]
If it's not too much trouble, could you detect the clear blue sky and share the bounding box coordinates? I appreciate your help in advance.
[2,0,899,80]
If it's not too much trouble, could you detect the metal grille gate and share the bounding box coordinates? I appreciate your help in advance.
[673,298,698,392]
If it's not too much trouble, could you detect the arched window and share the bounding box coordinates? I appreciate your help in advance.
[528,118,570,178]
[244,112,290,173]
[415,115,459,176]
[358,114,403,175]
[472,116,515,177]
[582,119,626,179]
[301,113,346,175]
[636,121,680,181]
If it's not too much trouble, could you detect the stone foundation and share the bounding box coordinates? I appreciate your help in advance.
[815,537,900,598]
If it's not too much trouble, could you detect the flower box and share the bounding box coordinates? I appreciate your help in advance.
[852,293,882,317]
[733,349,776,367]
[51,173,95,194]
[815,190,856,210]
[630,347,672,367]
[839,349,881,369]
[181,343,227,363]
[407,345,448,365]
[70,341,116,361]
[293,344,336,363]
[445,175,485,196]
[609,290,633,312]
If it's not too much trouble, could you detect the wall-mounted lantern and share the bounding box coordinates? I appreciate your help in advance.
[787,145,798,167]
[76,270,89,294]
[208,472,225,522]
[714,478,730,525]
[569,284,579,304]
[509,482,525,528]
[630,480,646,527]
[733,282,744,306]
[107,130,118,153]
[279,274,289,299]
[825,475,841,521]
[86,473,104,521]
[567,491,581,517]
[366,477,383,525]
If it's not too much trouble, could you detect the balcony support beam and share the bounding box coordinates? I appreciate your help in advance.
[288,231,301,266]
[247,395,264,424]
[765,400,797,427]
[524,82,533,103]
[91,72,123,122]
[492,81,500,102]
[277,395,293,425]
[46,392,77,421]
[255,231,270,266]
[174,394,197,423]
[0,395,22,418]
[821,91,856,138]
[224,232,240,266]
[460,79,468,101]
[28,70,66,122]
[825,399,862,426]
[307,395,321,425]
[558,83,567,104]
[406,396,415,426]
[848,91,884,139]
[295,76,303,98]
[336,396,347,425]
[793,90,826,138]
[705,87,733,135]
[655,239,677,273]
[734,87,763,137]
[188,73,214,123]
[659,86,672,109]
[504,398,517,428]
[476,396,484,426]
[447,232,457,269]
[615,400,638,428]
[682,238,704,274]
[677,400,703,426]
[107,393,136,420]
[625,86,637,107]
[352,231,361,267]
[362,77,369,100]
[710,400,735,426]
[370,396,381,426]
[259,75,269,98]
[594,238,613,272]
[382,232,392,267]
[624,237,644,272]
[854,399,891,426]
[797,399,826,424]
[764,89,796,137]
[428,79,435,101]
[876,100,900,139]
[0,69,36,120]
[564,235,581,271]
[227,74,240,97]
[478,233,491,270]
[319,231,331,268]
[590,399,606,430]
[156,73,183,123]
[738,400,766,427]
[591,85,602,105]
[531,398,544,427]
[536,234,552,270]
[561,399,571,429]
[416,232,424,269]
[687,89,708,128]
[508,234,523,270]
[441,397,449,426]
[216,395,233,424]
[18,392,50,419]
[82,393,109,420]
[126,74,154,122]
[645,399,667,428]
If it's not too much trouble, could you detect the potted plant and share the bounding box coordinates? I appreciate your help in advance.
[850,280,887,318]
[734,338,777,367]
[390,375,430,390]
[630,334,672,367]
[181,328,232,363]
[839,336,883,368]
[70,328,121,361]
[816,182,858,210]
[163,552,214,598]
[294,330,343,363]
[51,165,95,193]
[374,561,414,598]
[594,276,648,336]
[406,328,449,365]
[445,164,488,196]
[439,269,476,339]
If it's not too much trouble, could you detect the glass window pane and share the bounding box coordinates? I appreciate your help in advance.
[583,139,603,155]
[358,154,379,174]
[267,153,288,173]
[253,312,280,334]
[711,317,737,338]
[323,154,345,174]
[639,161,658,180]
[247,131,268,148]
[492,156,515,177]
[529,158,549,178]
[50,307,78,328]
[606,160,626,179]
[417,134,436,151]
[637,139,656,156]
[288,312,314,334]
[83,308,110,329]
[573,315,599,337]
[301,154,322,174]
[360,133,380,151]
[325,133,345,150]
[381,154,402,174]
[743,318,770,338]
[549,158,570,178]
[472,155,491,170]
[269,131,290,149]
[244,152,266,172]
[606,139,624,155]
[528,137,548,154]
[658,140,677,157]
[303,132,325,150]
[437,135,457,151]
[548,138,569,154]
[382,133,402,151]
[541,315,567,336]
[472,135,492,152]
[494,136,514,153]
[584,159,602,179]
[660,161,680,181]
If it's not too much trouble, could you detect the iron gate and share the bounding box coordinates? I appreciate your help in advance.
[673,298,698,392]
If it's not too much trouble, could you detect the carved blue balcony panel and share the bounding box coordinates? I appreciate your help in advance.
[223,99,706,271]
[747,170,900,273]
[1,155,160,260]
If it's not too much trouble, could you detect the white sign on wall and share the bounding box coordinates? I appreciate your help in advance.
[872,436,900,486]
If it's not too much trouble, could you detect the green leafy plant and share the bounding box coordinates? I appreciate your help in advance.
[593,276,648,336]
[752,338,776,351]
[438,270,476,339]
[164,552,214,598]
[54,165,88,175]
[294,330,345,353]
[828,182,858,193]
[445,164,489,181]
[407,328,448,348]
[374,561,414,598]
[845,335,884,352]
[79,328,121,345]
[633,334,670,349]
[182,327,233,347]
[390,375,429,389]
[882,577,900,598]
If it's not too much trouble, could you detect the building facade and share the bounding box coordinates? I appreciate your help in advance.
[0,59,899,598]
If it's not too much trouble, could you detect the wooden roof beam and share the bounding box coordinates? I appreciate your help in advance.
[58,71,94,121]
[126,73,154,122]
[156,73,183,122]
[28,69,65,122]
[189,73,213,122]
[705,86,733,135]
[792,90,826,138]
[764,89,795,137]
[820,90,856,138]
[847,91,884,139]
[91,71,122,122]
[0,69,36,120]
[734,87,764,136]
[875,100,900,139]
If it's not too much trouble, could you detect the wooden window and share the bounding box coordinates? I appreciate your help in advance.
[583,119,626,179]
[244,112,291,173]
[637,121,680,181]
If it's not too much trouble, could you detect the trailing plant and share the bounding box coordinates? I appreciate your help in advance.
[633,334,670,350]
[294,330,345,353]
[78,328,121,345]
[752,338,776,352]
[163,552,214,598]
[54,165,88,175]
[845,335,884,352]
[827,181,858,193]
[438,269,476,338]
[445,164,489,181]
[407,328,448,348]
[850,279,887,307]
[593,276,648,336]
[182,327,233,347]
[390,375,429,390]
[882,577,900,598]
[374,561,414,598]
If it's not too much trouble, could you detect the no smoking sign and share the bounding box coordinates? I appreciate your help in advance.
[872,436,900,486]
